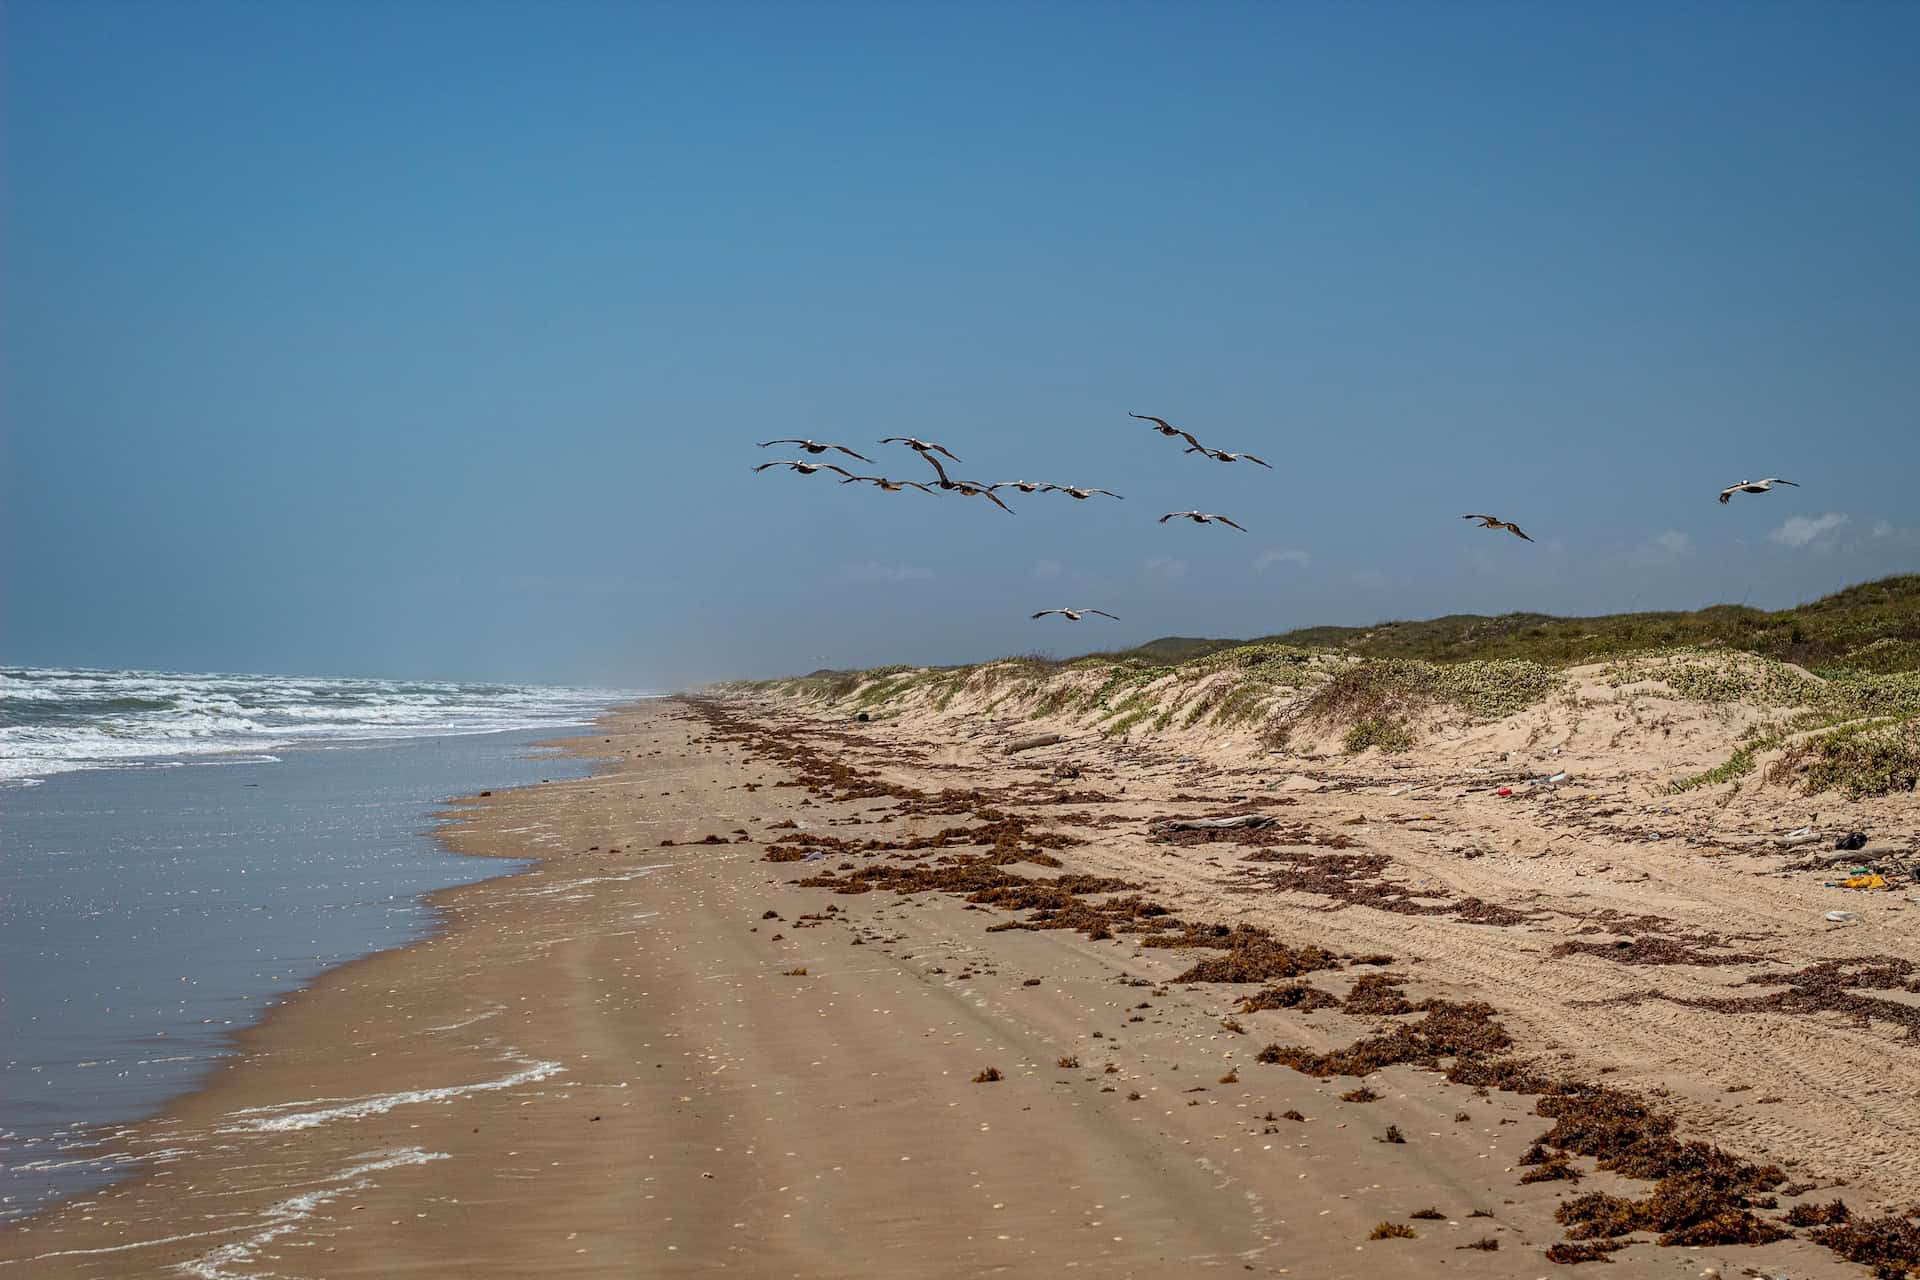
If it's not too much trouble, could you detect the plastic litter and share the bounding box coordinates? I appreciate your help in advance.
[1824,910,1857,923]
[1495,788,1514,798]
[1834,830,1868,851]
[1776,827,1822,848]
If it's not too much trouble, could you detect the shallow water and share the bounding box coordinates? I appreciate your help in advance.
[0,726,614,1224]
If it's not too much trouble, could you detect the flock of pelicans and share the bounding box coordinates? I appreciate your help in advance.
[755,415,1802,622]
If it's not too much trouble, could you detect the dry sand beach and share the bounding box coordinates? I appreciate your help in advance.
[4,660,1918,1277]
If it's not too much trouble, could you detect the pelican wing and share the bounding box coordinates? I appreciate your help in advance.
[1505,523,1534,542]
[1718,487,1738,504]
[1130,412,1175,431]
[1085,609,1119,620]
[817,463,853,478]
[1158,512,1181,523]
[832,445,875,462]
[1211,515,1248,532]
[754,460,799,472]
[840,474,880,484]
[1238,453,1273,469]
[928,442,962,462]
[758,439,808,448]
[1031,609,1062,619]
[1769,478,1799,487]
[982,489,1015,514]
[1089,488,1122,498]
[921,452,952,486]
[1462,514,1500,522]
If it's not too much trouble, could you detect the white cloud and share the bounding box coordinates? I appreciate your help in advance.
[1652,531,1693,557]
[1030,558,1064,580]
[1769,513,1848,549]
[839,562,934,583]
[1143,555,1188,582]
[1873,520,1895,540]
[1254,548,1311,572]
[1628,530,1695,565]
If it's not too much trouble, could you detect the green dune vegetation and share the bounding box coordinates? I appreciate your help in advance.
[720,576,1920,797]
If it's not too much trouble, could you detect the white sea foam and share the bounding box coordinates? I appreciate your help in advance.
[173,1148,449,1279]
[217,1056,565,1133]
[0,665,648,784]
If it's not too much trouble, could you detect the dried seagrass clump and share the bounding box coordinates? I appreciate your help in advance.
[1544,1239,1626,1263]
[1783,1199,1851,1227]
[1235,982,1341,1013]
[1810,1213,1920,1276]
[1164,926,1342,983]
[1344,972,1415,1016]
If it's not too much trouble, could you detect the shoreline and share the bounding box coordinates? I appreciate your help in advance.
[0,693,1901,1276]
[0,719,621,1232]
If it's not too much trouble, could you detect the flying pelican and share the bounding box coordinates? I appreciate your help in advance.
[879,436,962,463]
[840,475,933,493]
[1159,510,1247,531]
[986,480,1053,494]
[758,439,874,463]
[1719,478,1798,504]
[1129,413,1202,449]
[1461,514,1533,541]
[1031,608,1119,621]
[942,480,1015,514]
[1183,445,1273,469]
[754,460,855,478]
[1044,484,1123,501]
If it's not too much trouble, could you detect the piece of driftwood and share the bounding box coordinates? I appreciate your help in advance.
[1005,733,1063,755]
[1153,814,1278,831]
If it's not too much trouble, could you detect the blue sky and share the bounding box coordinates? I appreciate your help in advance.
[4,2,1916,688]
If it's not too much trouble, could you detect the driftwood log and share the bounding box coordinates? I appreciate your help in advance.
[1152,814,1278,832]
[1004,733,1063,755]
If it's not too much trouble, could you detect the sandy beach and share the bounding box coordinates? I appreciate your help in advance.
[3,686,1914,1277]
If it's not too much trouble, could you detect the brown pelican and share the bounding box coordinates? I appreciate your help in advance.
[1719,478,1798,504]
[943,480,1015,514]
[1129,413,1202,449]
[1462,514,1533,541]
[755,460,855,478]
[1183,445,1272,469]
[1159,510,1247,531]
[879,436,962,463]
[758,439,874,463]
[986,480,1053,494]
[1031,608,1119,621]
[840,475,933,493]
[1044,484,1123,500]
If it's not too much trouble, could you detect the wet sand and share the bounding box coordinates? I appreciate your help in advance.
[0,695,1896,1277]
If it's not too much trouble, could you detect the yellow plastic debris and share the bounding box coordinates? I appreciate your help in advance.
[1841,874,1888,890]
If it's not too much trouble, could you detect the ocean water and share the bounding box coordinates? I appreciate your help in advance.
[0,665,627,786]
[0,667,641,1225]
